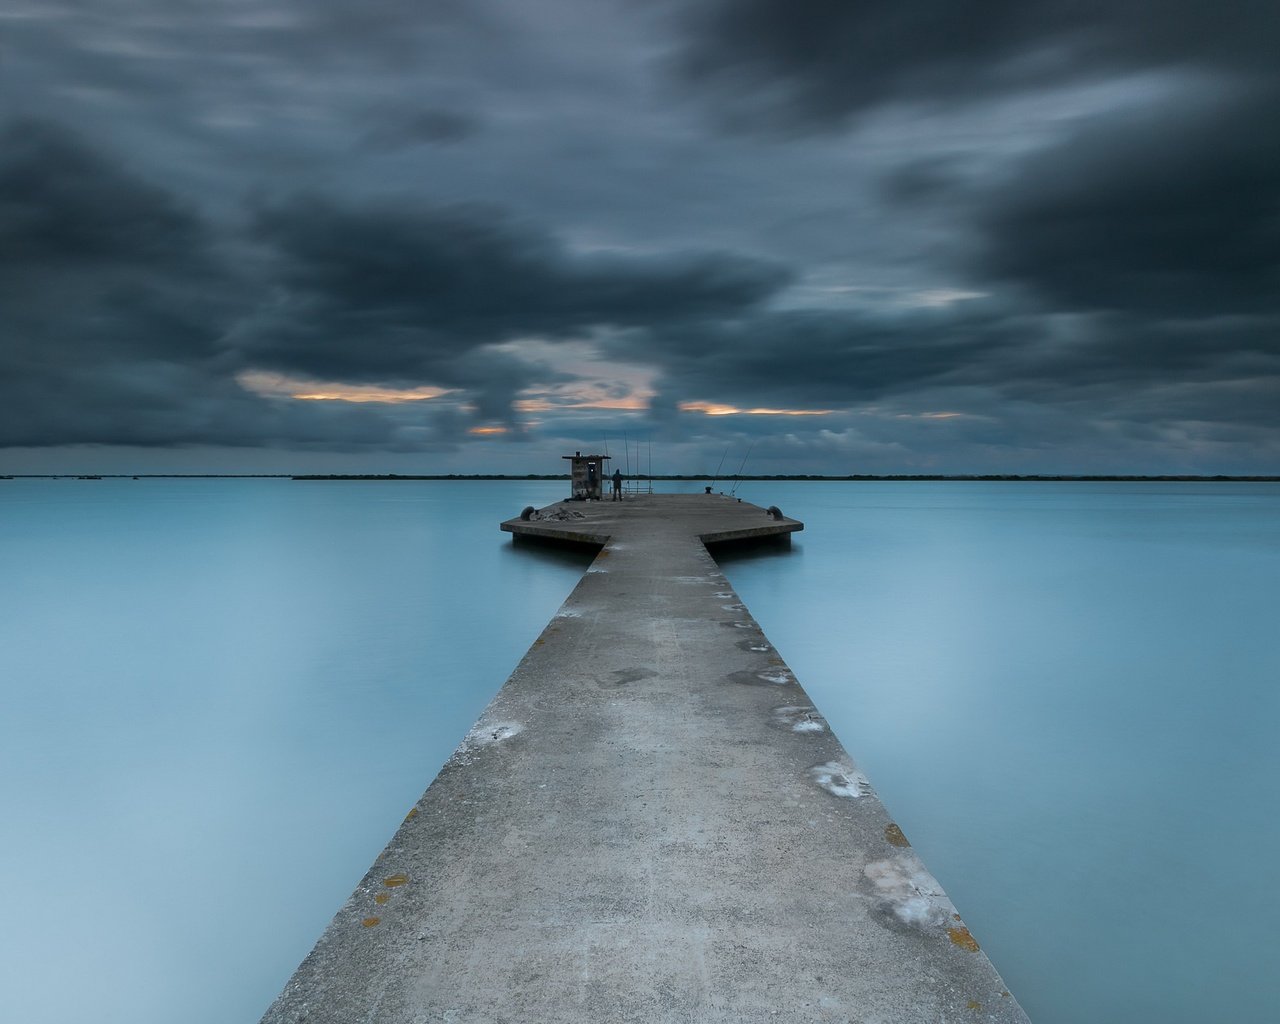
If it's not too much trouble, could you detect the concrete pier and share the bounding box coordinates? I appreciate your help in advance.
[262,494,1029,1023]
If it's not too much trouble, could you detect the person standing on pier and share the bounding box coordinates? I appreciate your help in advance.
[612,467,623,501]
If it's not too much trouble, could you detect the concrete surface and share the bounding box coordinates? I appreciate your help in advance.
[262,494,1029,1023]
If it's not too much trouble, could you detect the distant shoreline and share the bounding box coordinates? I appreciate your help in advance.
[5,473,1278,483]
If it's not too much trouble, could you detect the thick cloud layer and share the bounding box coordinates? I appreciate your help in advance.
[974,88,1280,318]
[0,123,458,450]
[2,1,1277,472]
[1,120,207,273]
[237,196,790,427]
[245,195,787,378]
[677,0,1280,128]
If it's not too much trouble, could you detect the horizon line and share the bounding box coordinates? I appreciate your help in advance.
[5,473,1278,483]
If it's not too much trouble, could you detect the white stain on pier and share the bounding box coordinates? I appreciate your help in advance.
[863,853,957,931]
[467,721,523,747]
[772,706,827,733]
[809,761,871,799]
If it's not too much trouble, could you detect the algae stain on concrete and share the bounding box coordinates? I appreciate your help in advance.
[949,926,981,952]
[884,823,911,847]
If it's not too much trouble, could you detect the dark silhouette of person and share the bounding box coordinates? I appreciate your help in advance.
[612,468,623,501]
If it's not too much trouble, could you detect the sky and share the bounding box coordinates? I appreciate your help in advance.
[2,0,1277,475]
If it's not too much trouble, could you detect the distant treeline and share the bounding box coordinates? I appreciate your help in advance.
[5,473,290,480]
[7,473,1278,482]
[291,473,1280,482]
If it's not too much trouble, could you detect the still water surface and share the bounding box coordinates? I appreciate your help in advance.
[1,479,1276,1022]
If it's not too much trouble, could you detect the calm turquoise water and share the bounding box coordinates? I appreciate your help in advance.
[722,481,1280,1023]
[1,480,1277,1022]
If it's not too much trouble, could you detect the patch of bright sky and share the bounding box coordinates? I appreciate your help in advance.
[495,337,658,414]
[678,401,835,417]
[240,339,659,426]
[850,69,1198,164]
[780,279,990,311]
[237,370,455,404]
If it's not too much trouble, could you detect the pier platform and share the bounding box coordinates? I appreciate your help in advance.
[262,493,1028,1023]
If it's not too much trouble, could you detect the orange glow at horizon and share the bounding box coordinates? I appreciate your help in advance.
[678,401,834,417]
[514,395,651,413]
[289,387,451,403]
[237,371,453,404]
[468,425,509,435]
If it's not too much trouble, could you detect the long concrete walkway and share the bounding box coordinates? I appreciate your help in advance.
[262,494,1029,1023]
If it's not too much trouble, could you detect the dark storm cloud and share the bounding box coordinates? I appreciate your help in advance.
[974,88,1280,318]
[361,109,480,151]
[882,85,1278,442]
[632,303,1025,411]
[0,120,207,272]
[675,0,1280,128]
[8,0,491,72]
[0,116,793,448]
[629,295,1277,463]
[241,194,791,383]
[663,0,1279,463]
[878,157,967,207]
[0,120,232,428]
[257,0,497,66]
[0,120,464,450]
[944,311,1280,423]
[5,0,1278,472]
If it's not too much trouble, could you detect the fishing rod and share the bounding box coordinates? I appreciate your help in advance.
[730,443,754,496]
[709,447,729,492]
